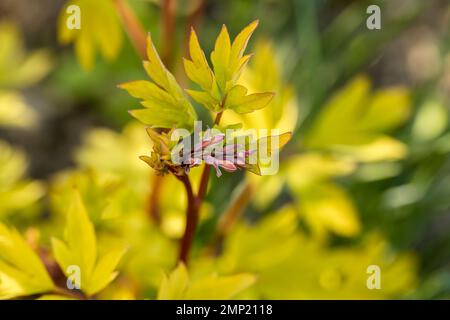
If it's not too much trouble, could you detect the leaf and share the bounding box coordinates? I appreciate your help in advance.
[157,263,189,300]
[184,29,215,91]
[0,141,44,218]
[88,248,126,295]
[120,35,197,131]
[412,100,448,142]
[292,182,361,238]
[285,153,356,188]
[0,90,38,128]
[184,21,262,113]
[221,39,298,145]
[0,223,54,299]
[58,0,123,70]
[257,132,292,156]
[51,191,125,296]
[157,263,255,300]
[38,294,75,300]
[185,273,255,300]
[185,89,220,112]
[228,20,259,83]
[211,25,232,93]
[0,22,52,88]
[305,75,412,162]
[225,85,274,114]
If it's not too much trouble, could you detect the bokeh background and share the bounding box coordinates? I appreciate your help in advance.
[1,0,450,299]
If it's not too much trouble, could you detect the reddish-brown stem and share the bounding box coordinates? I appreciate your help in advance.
[177,174,199,264]
[113,0,147,59]
[147,174,163,224]
[177,111,223,265]
[210,181,254,253]
[161,0,176,67]
[51,286,89,300]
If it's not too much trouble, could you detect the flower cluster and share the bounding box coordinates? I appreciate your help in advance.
[140,127,258,177]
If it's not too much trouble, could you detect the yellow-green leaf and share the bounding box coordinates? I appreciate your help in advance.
[211,25,231,93]
[58,0,123,70]
[157,263,189,300]
[184,29,215,91]
[157,263,255,300]
[292,182,361,238]
[225,85,274,114]
[229,20,259,81]
[51,191,125,296]
[120,35,197,131]
[0,223,54,299]
[305,75,412,162]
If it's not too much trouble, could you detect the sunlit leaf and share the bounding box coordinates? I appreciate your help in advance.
[225,85,274,114]
[0,224,54,299]
[157,263,255,300]
[120,35,197,131]
[58,0,123,70]
[305,75,411,162]
[51,191,125,296]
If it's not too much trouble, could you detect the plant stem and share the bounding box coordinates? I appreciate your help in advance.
[209,181,254,254]
[177,111,223,265]
[147,174,163,224]
[113,0,147,59]
[51,286,89,300]
[161,0,176,67]
[177,173,199,264]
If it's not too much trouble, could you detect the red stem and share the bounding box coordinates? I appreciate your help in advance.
[161,0,176,67]
[177,174,199,264]
[113,0,147,59]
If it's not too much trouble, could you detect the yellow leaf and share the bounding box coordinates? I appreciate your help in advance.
[211,25,231,93]
[38,294,75,300]
[333,136,408,162]
[225,85,274,114]
[120,35,196,131]
[51,191,125,296]
[0,224,54,299]
[185,89,220,112]
[0,22,52,88]
[229,20,259,78]
[0,141,44,217]
[0,90,38,128]
[184,29,215,91]
[220,39,298,139]
[356,88,411,132]
[157,263,189,299]
[157,263,255,300]
[186,273,255,300]
[294,183,361,238]
[285,153,355,188]
[257,132,292,156]
[88,248,126,295]
[305,75,412,162]
[58,0,123,70]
